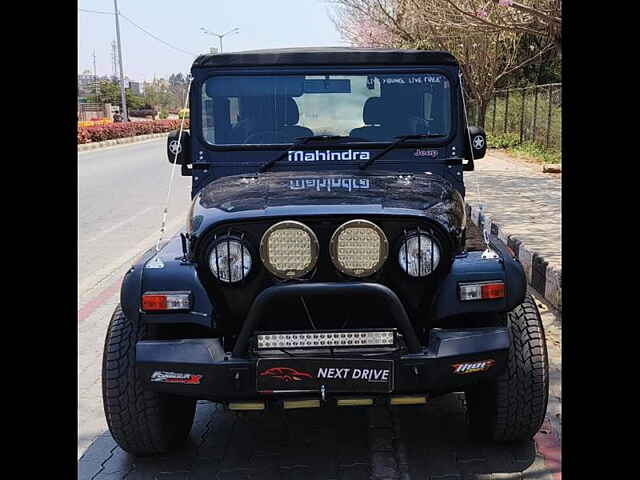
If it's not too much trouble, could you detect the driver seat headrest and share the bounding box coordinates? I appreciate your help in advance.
[278,97,300,126]
[363,97,386,125]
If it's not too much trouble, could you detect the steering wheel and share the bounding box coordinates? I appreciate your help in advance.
[243,131,286,144]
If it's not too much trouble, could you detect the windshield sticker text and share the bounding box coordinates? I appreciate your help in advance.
[381,75,443,85]
[288,150,371,162]
[289,178,370,192]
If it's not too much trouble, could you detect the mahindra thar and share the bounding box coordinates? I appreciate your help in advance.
[101,47,549,456]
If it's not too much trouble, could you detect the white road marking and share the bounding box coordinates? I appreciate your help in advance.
[84,206,155,244]
[77,211,188,299]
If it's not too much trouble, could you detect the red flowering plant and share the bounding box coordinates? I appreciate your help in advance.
[77,119,189,144]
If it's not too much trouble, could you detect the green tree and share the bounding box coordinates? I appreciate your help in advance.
[86,79,146,110]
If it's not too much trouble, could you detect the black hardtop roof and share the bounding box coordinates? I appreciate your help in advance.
[192,47,458,69]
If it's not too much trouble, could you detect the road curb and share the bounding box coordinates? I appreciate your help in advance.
[466,202,562,312]
[77,132,170,152]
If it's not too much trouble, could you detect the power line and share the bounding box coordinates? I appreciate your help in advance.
[79,8,113,15]
[78,8,198,57]
[119,13,198,57]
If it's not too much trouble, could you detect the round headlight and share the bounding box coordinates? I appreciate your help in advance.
[398,232,440,277]
[209,237,252,283]
[260,220,319,279]
[329,219,389,277]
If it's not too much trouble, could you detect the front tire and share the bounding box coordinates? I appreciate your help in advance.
[102,305,196,456]
[466,295,549,442]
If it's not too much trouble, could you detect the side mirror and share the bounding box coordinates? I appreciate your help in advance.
[465,126,486,160]
[167,130,191,165]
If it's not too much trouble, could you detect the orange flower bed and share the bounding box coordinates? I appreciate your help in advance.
[78,119,113,128]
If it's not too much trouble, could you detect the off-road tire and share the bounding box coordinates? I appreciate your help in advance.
[102,305,196,456]
[466,295,549,442]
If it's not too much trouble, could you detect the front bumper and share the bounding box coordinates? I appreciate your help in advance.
[136,326,509,401]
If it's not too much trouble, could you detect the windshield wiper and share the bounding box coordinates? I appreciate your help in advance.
[259,135,357,173]
[359,134,447,170]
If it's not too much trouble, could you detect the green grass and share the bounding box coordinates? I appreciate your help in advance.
[487,133,561,164]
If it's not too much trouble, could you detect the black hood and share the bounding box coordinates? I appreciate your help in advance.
[191,170,466,241]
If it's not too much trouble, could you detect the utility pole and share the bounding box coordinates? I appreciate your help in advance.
[113,0,128,121]
[92,50,99,102]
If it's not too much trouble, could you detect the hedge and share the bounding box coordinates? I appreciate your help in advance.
[77,119,189,144]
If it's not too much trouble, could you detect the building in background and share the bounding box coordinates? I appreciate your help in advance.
[77,70,98,102]
[128,81,143,96]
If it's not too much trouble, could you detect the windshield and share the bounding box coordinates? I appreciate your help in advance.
[201,72,452,145]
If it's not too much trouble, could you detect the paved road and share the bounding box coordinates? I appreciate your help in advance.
[78,138,191,298]
[78,139,191,458]
[465,150,561,272]
[78,147,562,478]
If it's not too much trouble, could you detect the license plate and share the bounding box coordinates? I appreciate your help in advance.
[256,358,394,393]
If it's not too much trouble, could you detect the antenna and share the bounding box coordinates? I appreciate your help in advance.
[155,76,193,253]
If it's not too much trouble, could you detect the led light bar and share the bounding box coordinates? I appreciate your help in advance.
[458,281,505,301]
[256,330,396,349]
[142,291,191,311]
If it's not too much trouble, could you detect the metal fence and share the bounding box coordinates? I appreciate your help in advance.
[467,83,562,151]
[78,102,108,122]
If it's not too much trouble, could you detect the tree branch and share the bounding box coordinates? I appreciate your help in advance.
[496,42,555,81]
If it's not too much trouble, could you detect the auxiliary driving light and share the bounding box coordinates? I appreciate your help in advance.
[458,281,505,301]
[283,399,320,409]
[142,291,191,311]
[260,220,319,279]
[329,219,389,277]
[389,395,427,405]
[228,402,265,411]
[398,231,440,277]
[336,398,374,407]
[256,330,396,349]
[209,236,252,283]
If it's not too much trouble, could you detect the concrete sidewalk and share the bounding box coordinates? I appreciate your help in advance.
[465,149,562,310]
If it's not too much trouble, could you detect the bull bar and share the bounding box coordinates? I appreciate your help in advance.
[135,282,511,400]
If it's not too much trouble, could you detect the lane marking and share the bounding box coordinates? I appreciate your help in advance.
[78,211,187,300]
[84,206,155,244]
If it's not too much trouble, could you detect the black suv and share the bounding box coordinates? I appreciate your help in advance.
[102,47,548,456]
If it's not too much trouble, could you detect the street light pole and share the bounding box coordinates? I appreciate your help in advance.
[113,0,128,121]
[200,27,239,53]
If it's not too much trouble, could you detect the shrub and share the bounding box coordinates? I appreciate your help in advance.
[77,119,189,144]
[487,132,521,149]
[487,132,561,164]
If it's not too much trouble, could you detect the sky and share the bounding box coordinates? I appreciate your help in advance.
[78,0,348,81]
